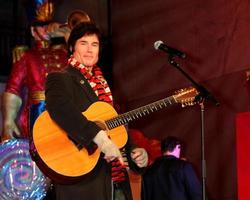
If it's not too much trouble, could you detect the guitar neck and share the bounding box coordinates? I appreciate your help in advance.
[105,96,177,130]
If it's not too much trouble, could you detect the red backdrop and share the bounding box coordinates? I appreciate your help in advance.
[236,111,250,200]
[111,0,250,199]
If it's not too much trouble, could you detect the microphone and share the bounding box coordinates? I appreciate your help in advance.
[154,40,186,59]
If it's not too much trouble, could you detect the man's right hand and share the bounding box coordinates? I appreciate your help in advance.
[93,130,124,164]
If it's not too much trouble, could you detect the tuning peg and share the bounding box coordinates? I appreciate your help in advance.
[181,99,197,107]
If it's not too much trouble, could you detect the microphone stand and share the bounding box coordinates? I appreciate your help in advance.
[168,54,219,200]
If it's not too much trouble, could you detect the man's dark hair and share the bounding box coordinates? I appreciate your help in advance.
[161,136,182,153]
[67,22,102,55]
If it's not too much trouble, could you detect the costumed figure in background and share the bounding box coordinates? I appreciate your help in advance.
[0,1,68,199]
[1,0,68,140]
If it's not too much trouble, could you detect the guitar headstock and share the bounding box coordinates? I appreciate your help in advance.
[173,87,199,107]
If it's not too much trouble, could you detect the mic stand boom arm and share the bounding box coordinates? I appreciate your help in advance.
[168,55,219,106]
[168,54,219,200]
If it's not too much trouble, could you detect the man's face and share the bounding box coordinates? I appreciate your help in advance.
[73,34,99,68]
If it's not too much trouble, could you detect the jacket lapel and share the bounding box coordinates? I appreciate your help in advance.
[66,66,99,101]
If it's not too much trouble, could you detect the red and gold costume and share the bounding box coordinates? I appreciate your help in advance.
[4,41,68,138]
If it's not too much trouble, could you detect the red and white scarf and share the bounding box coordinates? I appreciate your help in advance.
[68,55,113,105]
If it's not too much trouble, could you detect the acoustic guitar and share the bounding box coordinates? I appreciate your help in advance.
[32,87,198,183]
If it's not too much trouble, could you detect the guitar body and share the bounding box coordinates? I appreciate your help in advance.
[32,101,128,183]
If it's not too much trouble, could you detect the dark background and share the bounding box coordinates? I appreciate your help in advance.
[1,0,250,199]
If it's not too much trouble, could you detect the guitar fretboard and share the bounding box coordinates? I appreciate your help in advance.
[105,96,176,129]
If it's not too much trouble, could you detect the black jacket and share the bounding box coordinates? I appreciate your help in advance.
[45,66,138,200]
[46,66,101,150]
[142,155,202,200]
